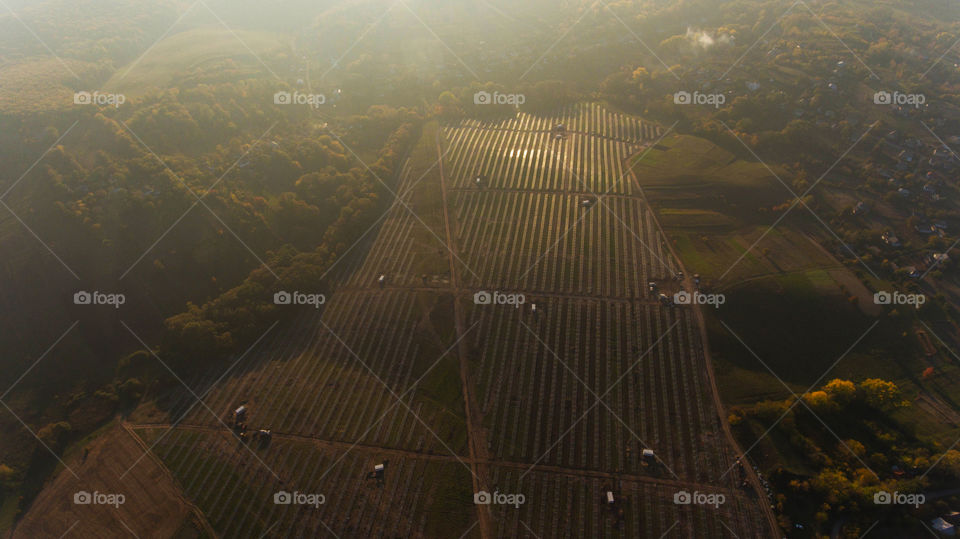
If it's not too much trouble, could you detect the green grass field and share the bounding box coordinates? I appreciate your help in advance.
[632,134,786,234]
[658,208,738,230]
[633,134,835,285]
[632,134,777,190]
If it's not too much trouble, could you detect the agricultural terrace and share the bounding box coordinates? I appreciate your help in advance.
[119,104,773,537]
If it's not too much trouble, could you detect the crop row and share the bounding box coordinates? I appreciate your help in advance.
[485,466,765,538]
[466,297,736,484]
[452,102,660,144]
[146,429,472,537]
[443,126,637,195]
[450,191,675,296]
[444,104,653,194]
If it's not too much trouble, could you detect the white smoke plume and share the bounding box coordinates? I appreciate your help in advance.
[685,27,733,49]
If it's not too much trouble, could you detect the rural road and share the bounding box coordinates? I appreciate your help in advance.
[435,127,494,539]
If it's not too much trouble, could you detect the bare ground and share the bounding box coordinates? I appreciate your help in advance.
[9,423,204,539]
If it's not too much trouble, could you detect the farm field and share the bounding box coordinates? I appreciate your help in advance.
[629,132,858,288]
[465,297,732,483]
[135,426,475,538]
[445,103,677,296]
[485,464,768,538]
[444,103,659,195]
[137,289,469,454]
[117,103,773,537]
[11,423,203,539]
